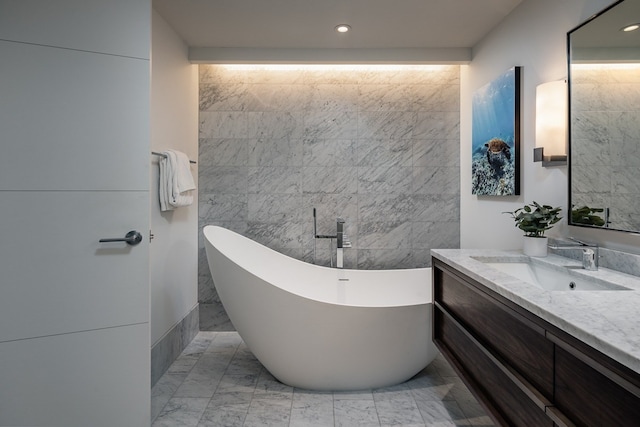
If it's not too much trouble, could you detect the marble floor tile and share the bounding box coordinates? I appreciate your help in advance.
[374,397,424,426]
[243,398,292,427]
[198,392,252,427]
[152,397,210,427]
[290,391,335,427]
[151,332,494,426]
[334,399,381,427]
[151,372,188,420]
[415,400,468,426]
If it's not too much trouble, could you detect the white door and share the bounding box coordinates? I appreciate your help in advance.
[0,1,151,426]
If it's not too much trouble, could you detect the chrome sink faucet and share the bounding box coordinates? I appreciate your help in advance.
[548,237,599,270]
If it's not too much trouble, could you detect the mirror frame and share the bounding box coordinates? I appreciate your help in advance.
[567,0,635,233]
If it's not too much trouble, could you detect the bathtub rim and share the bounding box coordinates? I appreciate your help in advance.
[203,225,432,308]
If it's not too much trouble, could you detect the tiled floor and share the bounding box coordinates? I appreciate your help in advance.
[151,332,494,426]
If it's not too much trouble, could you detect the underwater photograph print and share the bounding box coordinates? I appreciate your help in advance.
[471,66,521,196]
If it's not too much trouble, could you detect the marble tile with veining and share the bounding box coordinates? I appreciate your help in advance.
[415,400,468,426]
[571,165,610,193]
[411,222,460,250]
[411,83,460,112]
[413,112,459,139]
[570,137,610,166]
[248,138,303,166]
[152,397,210,427]
[358,165,413,194]
[173,353,231,398]
[243,398,292,427]
[308,83,359,112]
[304,111,358,139]
[199,193,248,222]
[152,373,187,421]
[198,303,233,331]
[254,370,294,400]
[612,167,640,194]
[199,65,247,85]
[413,166,459,195]
[357,248,414,270]
[199,138,249,166]
[358,221,413,250]
[302,69,360,85]
[197,392,251,427]
[198,165,248,193]
[358,111,416,139]
[357,84,415,112]
[303,193,358,225]
[248,193,304,223]
[358,194,415,223]
[302,166,358,194]
[375,397,424,427]
[248,166,301,194]
[199,83,252,112]
[334,399,381,427]
[357,138,412,167]
[303,138,357,167]
[413,139,460,168]
[411,194,459,222]
[200,111,248,139]
[247,112,305,139]
[290,391,335,427]
[246,69,306,85]
[246,84,311,112]
[244,221,305,250]
[215,373,260,394]
[225,349,263,376]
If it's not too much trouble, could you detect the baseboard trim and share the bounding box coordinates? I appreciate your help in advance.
[151,304,199,387]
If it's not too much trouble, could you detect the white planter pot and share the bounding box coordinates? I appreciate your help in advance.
[523,236,548,257]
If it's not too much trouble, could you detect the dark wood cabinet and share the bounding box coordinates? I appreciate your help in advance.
[433,258,640,427]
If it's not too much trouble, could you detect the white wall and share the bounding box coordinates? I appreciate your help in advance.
[150,9,199,347]
[461,0,640,253]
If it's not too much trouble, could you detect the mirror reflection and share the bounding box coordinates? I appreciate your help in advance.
[568,0,640,232]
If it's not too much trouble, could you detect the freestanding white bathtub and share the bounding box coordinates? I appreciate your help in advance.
[203,225,438,391]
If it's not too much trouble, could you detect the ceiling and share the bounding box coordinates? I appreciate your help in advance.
[153,0,524,62]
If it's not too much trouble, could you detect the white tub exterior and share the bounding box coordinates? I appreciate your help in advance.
[203,225,438,391]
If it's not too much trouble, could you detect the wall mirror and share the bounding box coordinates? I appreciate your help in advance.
[568,0,640,233]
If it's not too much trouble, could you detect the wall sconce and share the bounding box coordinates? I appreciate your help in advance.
[533,80,568,167]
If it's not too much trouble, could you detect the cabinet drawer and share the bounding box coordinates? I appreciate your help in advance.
[434,264,554,399]
[554,344,640,426]
[434,306,553,427]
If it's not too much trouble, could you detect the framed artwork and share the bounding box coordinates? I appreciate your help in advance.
[471,66,521,196]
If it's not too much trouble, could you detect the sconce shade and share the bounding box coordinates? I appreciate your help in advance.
[535,80,567,155]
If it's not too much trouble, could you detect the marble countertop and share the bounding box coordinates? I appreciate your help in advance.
[431,249,640,374]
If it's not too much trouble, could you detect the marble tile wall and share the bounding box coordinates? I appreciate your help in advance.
[571,66,640,231]
[198,64,461,329]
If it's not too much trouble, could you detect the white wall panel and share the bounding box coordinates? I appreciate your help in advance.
[0,40,149,191]
[150,9,199,346]
[0,0,150,59]
[0,324,149,427]
[0,191,149,342]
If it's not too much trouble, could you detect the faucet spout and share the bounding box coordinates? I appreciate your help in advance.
[548,238,599,270]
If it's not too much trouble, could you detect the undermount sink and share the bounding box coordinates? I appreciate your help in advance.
[484,261,631,292]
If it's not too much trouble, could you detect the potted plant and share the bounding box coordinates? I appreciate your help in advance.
[504,201,562,257]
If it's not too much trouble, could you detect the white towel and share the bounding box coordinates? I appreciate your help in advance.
[159,149,196,211]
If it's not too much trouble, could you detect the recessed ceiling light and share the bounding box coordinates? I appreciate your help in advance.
[335,24,351,33]
[621,23,640,32]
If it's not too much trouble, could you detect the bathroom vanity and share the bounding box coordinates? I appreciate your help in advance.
[431,249,640,427]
